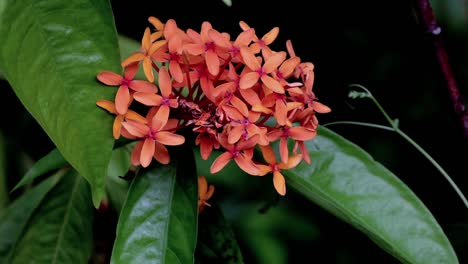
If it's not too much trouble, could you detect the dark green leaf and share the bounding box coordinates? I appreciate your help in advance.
[111,147,198,264]
[10,169,94,264]
[0,0,121,207]
[283,127,458,263]
[12,148,67,192]
[195,204,244,264]
[105,147,132,213]
[0,171,61,263]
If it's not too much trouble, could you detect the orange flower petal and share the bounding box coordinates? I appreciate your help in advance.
[125,110,147,124]
[198,176,208,195]
[154,105,170,124]
[263,51,286,73]
[96,100,117,114]
[112,115,124,139]
[210,152,233,174]
[131,141,144,166]
[154,142,170,164]
[240,47,260,70]
[230,96,249,117]
[115,86,130,115]
[143,57,154,83]
[156,131,185,146]
[279,137,289,164]
[148,16,164,31]
[121,52,145,67]
[289,127,317,141]
[280,154,302,170]
[124,62,139,80]
[227,125,244,145]
[206,50,220,76]
[130,80,158,93]
[142,27,152,52]
[275,99,288,126]
[259,145,277,165]
[169,61,184,83]
[279,57,301,77]
[133,92,162,106]
[97,71,123,86]
[148,40,167,55]
[273,171,286,195]
[312,101,332,113]
[234,155,260,175]
[262,27,279,46]
[222,105,244,120]
[158,67,172,97]
[239,72,260,90]
[141,138,155,167]
[261,75,284,94]
[122,119,149,138]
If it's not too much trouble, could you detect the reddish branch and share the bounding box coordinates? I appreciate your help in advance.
[415,0,468,140]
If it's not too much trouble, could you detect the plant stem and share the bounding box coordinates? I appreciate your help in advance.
[414,0,468,140]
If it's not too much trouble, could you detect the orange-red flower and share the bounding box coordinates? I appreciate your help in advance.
[96,99,146,139]
[122,110,185,167]
[257,145,302,196]
[198,175,215,213]
[121,27,166,83]
[97,63,158,115]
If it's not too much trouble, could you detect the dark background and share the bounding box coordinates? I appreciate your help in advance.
[1,0,467,263]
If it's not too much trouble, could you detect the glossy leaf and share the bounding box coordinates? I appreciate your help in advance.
[12,148,67,191]
[111,147,198,264]
[195,204,244,264]
[9,169,94,264]
[283,126,458,263]
[0,171,62,263]
[0,0,121,207]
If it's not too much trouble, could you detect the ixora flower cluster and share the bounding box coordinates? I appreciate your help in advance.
[96,16,331,201]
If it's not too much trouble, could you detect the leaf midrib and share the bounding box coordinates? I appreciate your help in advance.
[51,175,80,264]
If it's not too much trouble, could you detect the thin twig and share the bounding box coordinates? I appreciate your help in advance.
[414,0,468,140]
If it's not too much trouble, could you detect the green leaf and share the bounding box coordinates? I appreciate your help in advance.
[12,148,67,192]
[111,147,198,264]
[283,127,458,264]
[0,0,121,207]
[105,146,132,213]
[0,171,62,263]
[10,169,94,264]
[195,204,244,264]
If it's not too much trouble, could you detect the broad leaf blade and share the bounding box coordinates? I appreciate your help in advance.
[0,0,121,207]
[111,149,198,264]
[12,148,67,191]
[10,169,94,264]
[0,171,62,263]
[284,127,458,263]
[195,204,244,264]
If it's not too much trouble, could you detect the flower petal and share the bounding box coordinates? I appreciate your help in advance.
[210,152,232,174]
[206,50,220,76]
[239,72,260,90]
[124,62,139,80]
[115,86,130,115]
[129,80,158,93]
[234,155,260,175]
[97,71,123,86]
[289,126,317,141]
[259,145,277,165]
[141,138,155,167]
[143,57,154,83]
[156,131,185,146]
[240,47,260,70]
[263,51,286,73]
[261,75,284,94]
[122,119,149,138]
[112,115,124,139]
[133,92,162,106]
[273,171,286,195]
[96,100,117,114]
[158,67,172,97]
[154,142,170,164]
[131,141,144,166]
[121,52,145,67]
